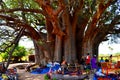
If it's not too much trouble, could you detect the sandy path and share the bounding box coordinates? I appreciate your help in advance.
[8,63,45,80]
[17,69,44,80]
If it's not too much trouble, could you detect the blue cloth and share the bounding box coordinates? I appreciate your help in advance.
[0,77,2,80]
[31,64,60,74]
[31,67,50,74]
[51,65,60,71]
[94,72,118,80]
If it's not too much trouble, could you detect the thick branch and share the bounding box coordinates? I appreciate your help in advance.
[0,14,41,40]
[6,27,25,69]
[54,0,65,16]
[85,0,113,40]
[72,0,84,33]
[92,15,120,43]
[0,8,44,14]
[36,0,65,36]
[108,15,120,31]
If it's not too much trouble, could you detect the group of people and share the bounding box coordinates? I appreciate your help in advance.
[60,53,98,74]
[100,54,113,63]
[36,54,113,75]
[83,54,113,71]
[61,53,113,74]
[80,53,97,72]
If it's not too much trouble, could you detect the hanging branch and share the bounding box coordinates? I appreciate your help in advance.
[5,27,25,69]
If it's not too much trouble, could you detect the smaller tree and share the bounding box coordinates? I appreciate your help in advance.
[0,45,27,62]
[12,46,27,62]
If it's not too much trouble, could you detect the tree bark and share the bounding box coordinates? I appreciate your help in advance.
[33,40,43,65]
[54,35,62,62]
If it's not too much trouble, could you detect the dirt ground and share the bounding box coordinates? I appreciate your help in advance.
[8,63,94,80]
[8,63,45,80]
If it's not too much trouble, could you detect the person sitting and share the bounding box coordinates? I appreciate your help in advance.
[61,58,67,74]
[99,57,105,63]
[79,56,85,74]
[109,54,112,63]
[105,59,109,62]
[74,59,80,71]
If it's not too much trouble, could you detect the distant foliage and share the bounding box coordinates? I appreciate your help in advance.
[12,46,27,57]
[0,52,9,61]
[0,45,29,61]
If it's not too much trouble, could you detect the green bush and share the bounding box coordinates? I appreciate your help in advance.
[0,45,28,62]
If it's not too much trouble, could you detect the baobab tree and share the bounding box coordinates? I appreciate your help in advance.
[0,0,120,65]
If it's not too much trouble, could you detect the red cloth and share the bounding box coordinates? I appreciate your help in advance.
[86,55,90,64]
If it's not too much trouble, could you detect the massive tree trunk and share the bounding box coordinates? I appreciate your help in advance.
[32,0,116,65]
[63,34,76,63]
[82,39,93,56]
[33,39,54,65]
[53,15,77,63]
[60,7,78,63]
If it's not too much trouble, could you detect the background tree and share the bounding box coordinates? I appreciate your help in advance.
[0,45,27,62]
[12,46,27,62]
[0,0,120,65]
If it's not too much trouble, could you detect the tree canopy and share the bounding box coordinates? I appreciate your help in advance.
[0,0,120,64]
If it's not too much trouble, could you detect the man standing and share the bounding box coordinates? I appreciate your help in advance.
[86,53,91,65]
